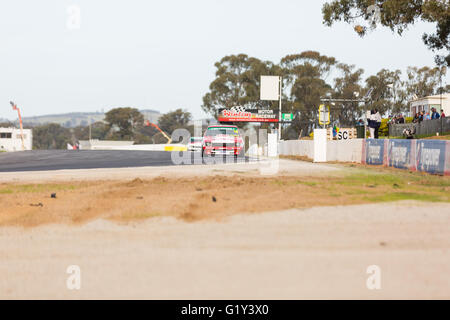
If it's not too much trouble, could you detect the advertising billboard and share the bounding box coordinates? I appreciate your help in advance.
[388,140,413,169]
[365,139,386,165]
[416,140,446,175]
[218,107,279,123]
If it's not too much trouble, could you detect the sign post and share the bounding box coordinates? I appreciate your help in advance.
[278,76,282,141]
[318,104,330,128]
[260,76,282,140]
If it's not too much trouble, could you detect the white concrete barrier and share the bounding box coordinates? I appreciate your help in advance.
[247,144,259,157]
[279,140,314,159]
[93,144,187,151]
[92,144,182,151]
[326,139,363,163]
[279,138,363,163]
[267,133,278,157]
[313,129,327,162]
[79,140,134,150]
[79,140,187,151]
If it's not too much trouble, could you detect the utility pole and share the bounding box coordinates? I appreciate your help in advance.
[278,76,282,141]
[439,66,446,112]
[439,66,446,135]
[9,101,25,151]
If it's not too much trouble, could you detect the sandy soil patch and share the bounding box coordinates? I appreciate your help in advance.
[1,161,449,299]
[1,201,449,299]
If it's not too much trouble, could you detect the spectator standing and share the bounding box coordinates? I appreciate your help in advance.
[368,110,376,139]
[419,111,424,123]
[373,109,382,139]
[388,115,394,124]
[431,108,440,119]
[441,109,446,118]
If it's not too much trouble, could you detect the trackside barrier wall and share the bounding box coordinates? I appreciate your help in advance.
[81,143,187,151]
[279,139,362,163]
[280,138,450,175]
[279,140,314,159]
[363,139,450,175]
[327,139,363,163]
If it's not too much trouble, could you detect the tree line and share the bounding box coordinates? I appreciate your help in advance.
[202,51,449,138]
[0,108,193,150]
[202,0,449,138]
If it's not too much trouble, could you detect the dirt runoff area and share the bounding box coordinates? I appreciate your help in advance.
[0,159,449,299]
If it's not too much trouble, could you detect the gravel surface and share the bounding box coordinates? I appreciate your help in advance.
[1,201,449,299]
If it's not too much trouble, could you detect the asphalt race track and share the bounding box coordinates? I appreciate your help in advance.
[0,150,249,172]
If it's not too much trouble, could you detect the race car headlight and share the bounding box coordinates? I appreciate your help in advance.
[205,142,211,147]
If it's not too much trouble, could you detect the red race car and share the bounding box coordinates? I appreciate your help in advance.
[202,125,244,158]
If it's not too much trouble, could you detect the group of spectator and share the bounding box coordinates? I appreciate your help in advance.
[389,114,405,124]
[412,108,445,123]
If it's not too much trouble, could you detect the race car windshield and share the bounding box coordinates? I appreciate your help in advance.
[205,128,238,137]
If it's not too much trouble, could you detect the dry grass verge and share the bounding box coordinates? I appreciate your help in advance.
[0,165,449,227]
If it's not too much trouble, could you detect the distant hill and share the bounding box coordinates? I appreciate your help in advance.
[15,109,161,128]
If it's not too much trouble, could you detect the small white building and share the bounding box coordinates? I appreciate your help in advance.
[409,93,449,116]
[0,127,33,152]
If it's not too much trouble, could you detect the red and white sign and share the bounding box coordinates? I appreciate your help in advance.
[218,107,279,123]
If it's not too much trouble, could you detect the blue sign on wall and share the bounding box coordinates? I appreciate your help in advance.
[417,140,446,175]
[388,140,412,169]
[366,139,385,165]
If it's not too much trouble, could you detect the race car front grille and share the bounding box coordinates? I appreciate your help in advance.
[212,142,236,148]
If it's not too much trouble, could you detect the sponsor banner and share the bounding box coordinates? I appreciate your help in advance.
[410,140,417,172]
[363,139,449,175]
[218,107,279,123]
[446,141,450,176]
[416,140,446,175]
[365,139,385,165]
[388,139,413,170]
[361,139,367,164]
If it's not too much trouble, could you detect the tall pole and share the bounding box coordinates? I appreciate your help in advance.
[278,76,282,141]
[440,68,443,112]
[364,104,367,139]
[10,102,25,151]
[440,67,444,135]
[17,108,25,151]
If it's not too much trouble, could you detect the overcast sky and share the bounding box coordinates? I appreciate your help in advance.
[0,0,448,120]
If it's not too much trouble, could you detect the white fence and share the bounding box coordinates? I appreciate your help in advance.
[78,140,187,151]
[326,139,363,163]
[279,139,363,163]
[279,140,314,159]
